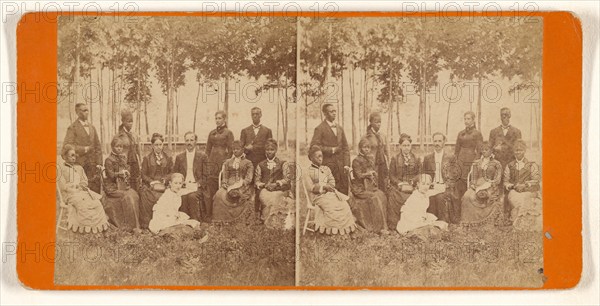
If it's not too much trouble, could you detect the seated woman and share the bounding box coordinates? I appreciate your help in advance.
[139,133,173,229]
[255,139,294,229]
[305,145,356,235]
[504,140,541,232]
[148,173,201,235]
[349,137,389,233]
[396,174,448,238]
[58,145,110,233]
[461,141,503,225]
[387,133,420,231]
[212,140,254,223]
[103,136,141,232]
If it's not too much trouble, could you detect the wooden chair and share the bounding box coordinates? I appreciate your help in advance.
[217,164,225,187]
[55,181,69,234]
[345,167,355,197]
[302,178,317,235]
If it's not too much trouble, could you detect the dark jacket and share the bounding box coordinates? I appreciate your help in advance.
[310,120,351,194]
[489,125,522,167]
[141,151,173,186]
[63,119,102,166]
[240,124,273,166]
[173,149,208,187]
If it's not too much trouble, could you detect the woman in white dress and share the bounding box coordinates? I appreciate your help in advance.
[58,145,110,233]
[149,173,200,235]
[305,145,356,235]
[396,174,448,236]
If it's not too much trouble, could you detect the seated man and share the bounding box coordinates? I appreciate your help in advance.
[503,140,541,232]
[421,132,461,224]
[173,132,210,222]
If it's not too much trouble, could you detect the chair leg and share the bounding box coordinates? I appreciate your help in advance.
[302,209,309,235]
[56,206,64,235]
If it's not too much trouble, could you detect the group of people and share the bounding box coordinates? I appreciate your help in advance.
[58,104,295,235]
[305,104,541,238]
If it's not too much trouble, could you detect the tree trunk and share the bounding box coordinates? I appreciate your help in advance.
[304,91,309,145]
[445,102,451,136]
[350,66,357,150]
[364,69,368,131]
[144,98,149,135]
[340,68,345,128]
[223,76,230,118]
[74,24,81,110]
[88,74,93,125]
[284,76,289,151]
[175,88,179,136]
[477,64,483,130]
[136,70,142,135]
[388,75,394,142]
[193,81,201,134]
[98,66,104,153]
[276,86,281,146]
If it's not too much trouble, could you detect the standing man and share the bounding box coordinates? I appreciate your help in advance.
[310,103,351,195]
[240,107,273,219]
[173,132,210,222]
[117,109,142,192]
[240,107,273,167]
[63,103,102,193]
[489,107,522,169]
[489,107,522,217]
[421,132,461,223]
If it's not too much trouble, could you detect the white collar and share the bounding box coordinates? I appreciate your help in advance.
[186,149,195,155]
[326,120,336,127]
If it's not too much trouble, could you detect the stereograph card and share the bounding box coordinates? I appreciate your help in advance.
[14,10,582,290]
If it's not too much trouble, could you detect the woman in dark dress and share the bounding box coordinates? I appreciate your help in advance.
[461,141,503,226]
[117,110,142,192]
[386,133,420,231]
[206,110,234,201]
[139,133,173,229]
[350,137,389,233]
[365,112,389,190]
[455,111,483,199]
[103,136,141,232]
[212,141,254,223]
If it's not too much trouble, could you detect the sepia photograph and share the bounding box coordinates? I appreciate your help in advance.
[54,15,297,286]
[297,16,544,287]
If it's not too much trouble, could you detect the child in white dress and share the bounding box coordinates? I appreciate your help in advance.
[149,173,201,234]
[396,174,449,235]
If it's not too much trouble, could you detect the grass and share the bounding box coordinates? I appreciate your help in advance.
[54,149,296,287]
[54,218,295,286]
[297,149,544,288]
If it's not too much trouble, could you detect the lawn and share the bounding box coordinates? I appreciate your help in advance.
[54,148,296,287]
[297,148,544,288]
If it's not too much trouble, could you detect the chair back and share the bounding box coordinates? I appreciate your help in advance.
[301,177,315,209]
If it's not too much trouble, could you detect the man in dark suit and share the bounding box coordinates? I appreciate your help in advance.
[489,107,522,217]
[240,107,273,167]
[173,131,210,222]
[63,103,102,193]
[310,103,351,195]
[489,107,522,169]
[422,132,461,223]
[240,107,273,218]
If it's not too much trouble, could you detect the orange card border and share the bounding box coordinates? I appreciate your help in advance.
[15,10,582,290]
